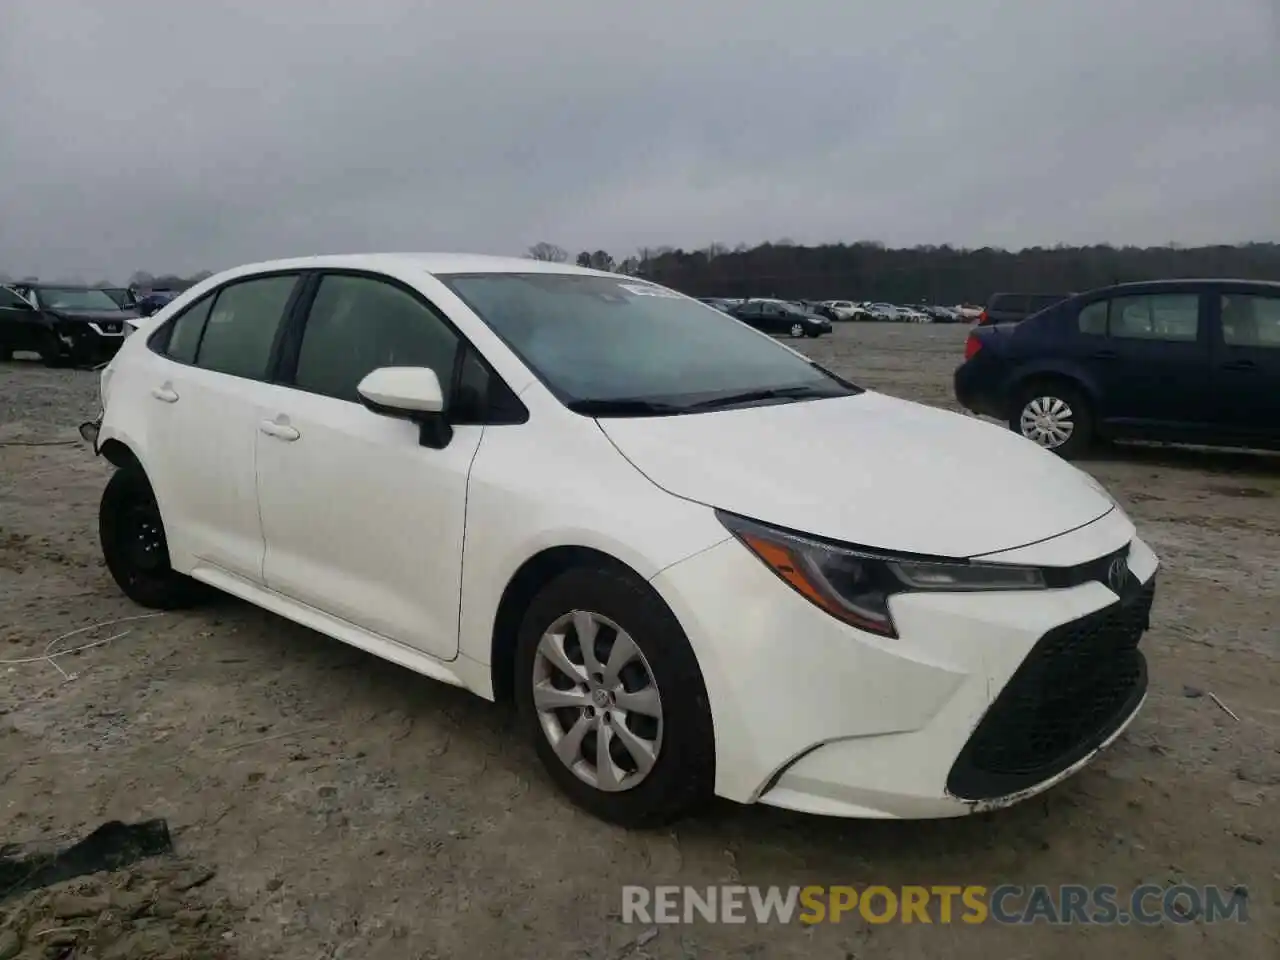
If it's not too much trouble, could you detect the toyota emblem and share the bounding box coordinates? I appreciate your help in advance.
[1106,556,1128,594]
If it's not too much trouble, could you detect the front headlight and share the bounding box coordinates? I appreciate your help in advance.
[717,511,1045,638]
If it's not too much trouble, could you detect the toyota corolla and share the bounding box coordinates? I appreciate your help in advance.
[80,254,1159,826]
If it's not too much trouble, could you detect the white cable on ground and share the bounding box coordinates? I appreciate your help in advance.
[0,612,167,681]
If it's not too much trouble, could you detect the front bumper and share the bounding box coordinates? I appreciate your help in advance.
[649,509,1159,818]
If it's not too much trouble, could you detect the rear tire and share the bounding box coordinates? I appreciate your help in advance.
[514,566,715,828]
[100,465,210,609]
[1010,381,1094,459]
[789,322,805,338]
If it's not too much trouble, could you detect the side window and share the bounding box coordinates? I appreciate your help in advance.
[1109,294,1199,342]
[1077,301,1107,335]
[163,296,214,364]
[738,302,761,317]
[1221,294,1280,349]
[195,275,298,380]
[293,274,460,403]
[0,287,29,308]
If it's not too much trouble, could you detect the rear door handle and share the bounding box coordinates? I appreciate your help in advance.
[259,419,300,442]
[150,384,179,403]
[1091,350,1119,360]
[1221,359,1257,372]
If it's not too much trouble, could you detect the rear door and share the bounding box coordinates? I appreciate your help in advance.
[142,273,304,582]
[1081,289,1211,431]
[1210,287,1280,441]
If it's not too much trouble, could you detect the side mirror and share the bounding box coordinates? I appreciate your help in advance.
[356,366,452,448]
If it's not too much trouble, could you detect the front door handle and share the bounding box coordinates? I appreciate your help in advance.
[1091,350,1119,360]
[150,384,179,403]
[1221,359,1257,372]
[259,419,300,442]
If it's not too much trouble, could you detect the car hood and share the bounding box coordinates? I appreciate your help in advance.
[596,391,1113,558]
[48,308,139,323]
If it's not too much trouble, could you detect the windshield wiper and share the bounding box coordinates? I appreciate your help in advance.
[684,385,837,411]
[566,398,686,417]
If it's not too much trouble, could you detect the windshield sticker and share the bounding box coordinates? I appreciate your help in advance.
[617,282,682,299]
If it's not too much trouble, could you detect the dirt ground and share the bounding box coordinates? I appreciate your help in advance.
[1,323,1276,959]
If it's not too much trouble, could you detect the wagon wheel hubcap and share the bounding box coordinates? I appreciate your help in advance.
[532,610,664,792]
[1020,396,1075,448]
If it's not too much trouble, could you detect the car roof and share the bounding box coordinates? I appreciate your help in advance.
[1085,278,1280,293]
[219,252,609,280]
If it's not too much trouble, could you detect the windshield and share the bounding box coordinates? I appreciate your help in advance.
[36,287,121,311]
[439,273,859,412]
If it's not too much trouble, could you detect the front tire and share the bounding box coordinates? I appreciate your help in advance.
[100,466,210,609]
[1011,382,1094,459]
[514,566,715,827]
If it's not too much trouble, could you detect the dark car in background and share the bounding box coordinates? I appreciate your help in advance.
[978,292,1073,326]
[101,287,141,310]
[2,284,137,366]
[954,279,1280,458]
[729,298,831,338]
[135,289,180,316]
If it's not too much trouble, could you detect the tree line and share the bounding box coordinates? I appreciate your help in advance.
[527,240,1280,304]
[9,240,1279,304]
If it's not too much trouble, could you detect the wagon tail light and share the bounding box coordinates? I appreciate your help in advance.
[977,309,988,325]
[964,332,983,361]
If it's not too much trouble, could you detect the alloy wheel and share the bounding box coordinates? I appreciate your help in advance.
[531,609,664,792]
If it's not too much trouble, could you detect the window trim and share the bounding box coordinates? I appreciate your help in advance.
[273,268,528,426]
[147,269,307,382]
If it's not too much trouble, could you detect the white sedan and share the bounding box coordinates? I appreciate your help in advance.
[82,254,1159,826]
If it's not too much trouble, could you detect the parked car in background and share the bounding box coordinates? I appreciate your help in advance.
[102,287,141,310]
[822,300,867,321]
[3,283,136,366]
[730,299,831,337]
[863,303,902,322]
[80,252,1159,827]
[955,279,1280,458]
[136,289,181,317]
[916,304,963,323]
[696,297,734,313]
[978,292,1073,326]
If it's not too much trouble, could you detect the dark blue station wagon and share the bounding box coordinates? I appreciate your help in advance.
[954,279,1280,458]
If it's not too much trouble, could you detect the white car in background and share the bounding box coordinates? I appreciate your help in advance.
[821,300,866,321]
[81,253,1159,827]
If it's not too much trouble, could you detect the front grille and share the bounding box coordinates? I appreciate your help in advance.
[946,578,1155,801]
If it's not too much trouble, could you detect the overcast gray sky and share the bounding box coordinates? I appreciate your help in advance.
[2,0,1278,281]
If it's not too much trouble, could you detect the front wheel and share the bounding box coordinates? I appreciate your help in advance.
[1011,383,1094,459]
[514,566,715,827]
[100,466,211,609]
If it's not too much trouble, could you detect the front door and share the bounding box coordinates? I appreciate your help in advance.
[254,272,481,661]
